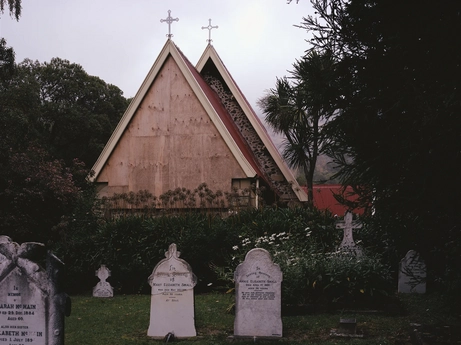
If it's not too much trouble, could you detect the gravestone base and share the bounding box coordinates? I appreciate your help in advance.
[228,335,282,341]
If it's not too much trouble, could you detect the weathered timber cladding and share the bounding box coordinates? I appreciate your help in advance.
[96,56,247,198]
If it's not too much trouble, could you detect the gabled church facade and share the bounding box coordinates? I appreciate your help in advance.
[90,39,307,209]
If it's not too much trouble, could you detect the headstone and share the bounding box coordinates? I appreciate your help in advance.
[147,244,197,338]
[234,248,283,338]
[398,250,426,293]
[0,236,70,345]
[93,265,113,297]
[335,211,363,256]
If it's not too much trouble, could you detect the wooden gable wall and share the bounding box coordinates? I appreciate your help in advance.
[95,55,247,198]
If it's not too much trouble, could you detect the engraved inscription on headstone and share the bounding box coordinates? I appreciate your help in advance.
[335,211,363,256]
[398,250,426,294]
[93,265,113,298]
[147,244,197,338]
[234,248,282,338]
[0,236,70,345]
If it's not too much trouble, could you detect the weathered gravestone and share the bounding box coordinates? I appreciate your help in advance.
[0,236,70,345]
[335,211,363,256]
[147,244,197,338]
[398,250,426,293]
[93,265,113,298]
[234,248,283,338]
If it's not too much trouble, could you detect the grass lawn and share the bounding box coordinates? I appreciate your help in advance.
[65,293,460,345]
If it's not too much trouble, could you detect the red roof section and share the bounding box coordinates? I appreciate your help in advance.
[175,45,269,183]
[207,47,286,167]
[303,185,365,216]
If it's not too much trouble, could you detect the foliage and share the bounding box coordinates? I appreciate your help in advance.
[0,145,87,244]
[221,210,392,305]
[60,204,394,305]
[56,207,336,295]
[258,50,337,205]
[0,39,128,244]
[99,183,266,216]
[56,211,241,294]
[295,0,461,300]
[15,57,129,167]
[0,0,21,20]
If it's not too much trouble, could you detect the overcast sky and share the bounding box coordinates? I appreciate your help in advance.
[1,0,314,117]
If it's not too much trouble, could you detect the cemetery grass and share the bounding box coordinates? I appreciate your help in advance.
[66,293,460,345]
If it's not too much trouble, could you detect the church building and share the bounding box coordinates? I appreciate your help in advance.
[90,21,307,210]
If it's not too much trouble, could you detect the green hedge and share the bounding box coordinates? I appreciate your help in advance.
[55,206,394,306]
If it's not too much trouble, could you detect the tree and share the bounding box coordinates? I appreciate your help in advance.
[0,39,128,243]
[298,0,461,294]
[8,57,129,167]
[0,0,21,20]
[258,50,337,206]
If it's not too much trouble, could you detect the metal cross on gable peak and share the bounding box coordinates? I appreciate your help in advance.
[160,10,179,39]
[202,18,218,44]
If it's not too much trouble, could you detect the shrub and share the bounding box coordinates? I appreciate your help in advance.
[216,207,393,306]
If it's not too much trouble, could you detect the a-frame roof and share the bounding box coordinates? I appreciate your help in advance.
[90,39,260,182]
[90,39,307,202]
[196,44,307,202]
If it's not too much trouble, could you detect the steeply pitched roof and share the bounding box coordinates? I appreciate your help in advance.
[91,39,257,181]
[90,39,307,203]
[195,44,307,202]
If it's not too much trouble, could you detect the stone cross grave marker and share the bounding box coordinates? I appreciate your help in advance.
[335,211,363,256]
[234,248,283,338]
[398,250,426,293]
[147,243,197,338]
[0,236,70,345]
[93,265,113,298]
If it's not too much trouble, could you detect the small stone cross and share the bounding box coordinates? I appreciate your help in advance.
[165,243,180,259]
[96,265,110,283]
[201,19,218,43]
[335,211,363,255]
[160,10,179,38]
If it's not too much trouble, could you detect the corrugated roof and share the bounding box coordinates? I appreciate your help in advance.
[303,185,365,216]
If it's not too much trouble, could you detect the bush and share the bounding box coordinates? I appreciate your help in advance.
[57,204,394,307]
[217,207,393,306]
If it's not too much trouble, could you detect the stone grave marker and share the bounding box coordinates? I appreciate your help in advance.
[398,250,426,293]
[93,265,113,298]
[0,236,70,345]
[234,248,283,338]
[147,243,197,338]
[335,211,363,256]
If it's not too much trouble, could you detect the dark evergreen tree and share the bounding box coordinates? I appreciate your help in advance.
[297,0,461,294]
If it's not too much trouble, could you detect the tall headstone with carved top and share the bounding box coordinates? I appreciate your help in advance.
[93,265,113,297]
[147,244,197,338]
[234,248,283,338]
[0,236,70,345]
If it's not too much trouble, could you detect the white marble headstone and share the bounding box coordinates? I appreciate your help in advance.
[147,244,197,339]
[93,265,113,297]
[0,236,69,345]
[398,250,426,293]
[234,248,283,338]
[335,211,363,256]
